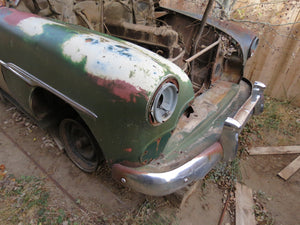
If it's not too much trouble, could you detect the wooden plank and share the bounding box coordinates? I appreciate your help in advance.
[278,156,300,180]
[235,183,256,225]
[248,146,300,155]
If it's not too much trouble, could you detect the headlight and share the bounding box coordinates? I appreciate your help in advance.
[151,82,178,123]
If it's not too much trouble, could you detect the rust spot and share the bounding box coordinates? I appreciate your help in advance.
[195,142,223,159]
[156,138,161,151]
[112,164,145,181]
[124,148,132,153]
[88,74,148,103]
[3,8,38,26]
[0,0,5,7]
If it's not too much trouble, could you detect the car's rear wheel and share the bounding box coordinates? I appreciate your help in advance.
[59,118,100,172]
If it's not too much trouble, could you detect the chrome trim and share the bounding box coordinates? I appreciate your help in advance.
[0,60,97,119]
[220,118,240,161]
[112,80,266,195]
[252,81,266,115]
[221,80,266,161]
[112,142,223,196]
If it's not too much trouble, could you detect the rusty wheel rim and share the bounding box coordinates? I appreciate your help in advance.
[59,118,99,172]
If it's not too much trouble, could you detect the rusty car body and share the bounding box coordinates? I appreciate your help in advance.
[0,0,265,195]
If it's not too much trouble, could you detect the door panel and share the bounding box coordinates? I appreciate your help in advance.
[1,66,33,113]
[0,65,10,93]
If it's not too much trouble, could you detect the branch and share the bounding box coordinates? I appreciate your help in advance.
[232,1,289,12]
[215,0,223,8]
[230,18,300,27]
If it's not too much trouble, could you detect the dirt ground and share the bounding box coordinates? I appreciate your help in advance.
[0,99,232,224]
[1,1,300,224]
[1,95,300,225]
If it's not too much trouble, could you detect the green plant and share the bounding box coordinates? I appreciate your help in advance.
[207,158,242,189]
[253,190,274,225]
[0,175,49,224]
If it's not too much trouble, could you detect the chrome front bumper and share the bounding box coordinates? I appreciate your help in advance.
[112,81,266,196]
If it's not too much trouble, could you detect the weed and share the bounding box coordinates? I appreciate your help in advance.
[206,158,242,190]
[253,191,274,225]
[0,172,97,225]
[0,175,49,224]
[122,198,175,225]
[240,96,300,147]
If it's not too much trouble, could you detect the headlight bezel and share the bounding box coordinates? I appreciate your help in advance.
[147,77,179,125]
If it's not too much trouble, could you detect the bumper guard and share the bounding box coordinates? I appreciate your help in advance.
[112,81,266,196]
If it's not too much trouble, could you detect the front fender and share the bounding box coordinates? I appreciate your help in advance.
[0,8,194,164]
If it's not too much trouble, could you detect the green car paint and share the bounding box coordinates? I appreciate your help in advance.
[0,8,195,164]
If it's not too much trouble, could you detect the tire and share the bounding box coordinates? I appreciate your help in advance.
[0,92,7,103]
[59,118,101,172]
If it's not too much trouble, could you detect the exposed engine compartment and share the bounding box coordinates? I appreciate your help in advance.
[10,0,243,94]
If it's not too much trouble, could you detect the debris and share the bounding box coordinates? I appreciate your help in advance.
[235,183,256,225]
[248,146,300,180]
[218,190,230,225]
[165,181,201,208]
[252,190,273,224]
[41,135,56,149]
[0,164,4,171]
[180,180,200,209]
[0,164,6,180]
[248,146,300,155]
[48,129,64,151]
[278,155,300,180]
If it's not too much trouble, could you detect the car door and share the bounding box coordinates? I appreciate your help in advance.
[0,64,10,94]
[0,63,33,114]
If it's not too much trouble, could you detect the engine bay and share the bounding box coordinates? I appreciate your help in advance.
[9,0,243,95]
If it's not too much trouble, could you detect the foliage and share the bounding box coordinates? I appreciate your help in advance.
[253,190,274,225]
[207,158,241,190]
[240,96,300,148]
[122,198,174,225]
[0,175,50,224]
[0,172,93,225]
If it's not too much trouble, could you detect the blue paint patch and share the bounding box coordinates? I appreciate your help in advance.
[107,44,133,58]
[0,8,12,20]
[85,37,99,45]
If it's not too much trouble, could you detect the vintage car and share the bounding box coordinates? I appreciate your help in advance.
[0,0,265,196]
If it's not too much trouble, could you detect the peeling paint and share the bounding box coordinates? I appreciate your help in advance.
[92,76,148,103]
[17,17,60,36]
[123,40,191,83]
[124,148,133,153]
[3,8,37,26]
[62,34,166,95]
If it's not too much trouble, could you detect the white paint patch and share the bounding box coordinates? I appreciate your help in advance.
[17,17,61,36]
[63,34,158,92]
[125,41,190,83]
[62,34,190,93]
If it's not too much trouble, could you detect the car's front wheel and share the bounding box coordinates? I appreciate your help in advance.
[59,118,101,172]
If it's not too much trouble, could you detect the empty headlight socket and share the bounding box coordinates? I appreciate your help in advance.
[148,77,179,125]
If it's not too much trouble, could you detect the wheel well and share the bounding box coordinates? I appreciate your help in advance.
[30,87,104,160]
[30,87,74,120]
